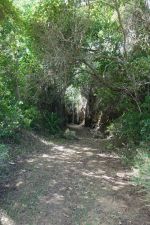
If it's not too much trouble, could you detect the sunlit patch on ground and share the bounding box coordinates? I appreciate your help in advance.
[0,210,15,225]
[0,128,149,225]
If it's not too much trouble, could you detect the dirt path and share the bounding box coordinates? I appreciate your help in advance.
[0,127,150,225]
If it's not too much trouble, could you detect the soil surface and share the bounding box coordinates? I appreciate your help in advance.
[0,125,150,225]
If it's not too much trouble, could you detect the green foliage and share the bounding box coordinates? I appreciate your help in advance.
[13,0,39,13]
[133,149,150,203]
[0,101,23,138]
[42,112,61,135]
[65,85,81,106]
[0,0,18,22]
[0,0,42,138]
[107,94,150,165]
[108,94,150,145]
[108,110,150,160]
[0,78,23,137]
[140,119,150,142]
[114,111,141,143]
[23,107,40,128]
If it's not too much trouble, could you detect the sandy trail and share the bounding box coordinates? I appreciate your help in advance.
[0,126,149,225]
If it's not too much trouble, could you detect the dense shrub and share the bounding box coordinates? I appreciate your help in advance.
[108,95,150,142]
[133,148,150,203]
[23,106,40,129]
[0,93,23,138]
[107,96,150,164]
[115,111,141,144]
[42,112,62,135]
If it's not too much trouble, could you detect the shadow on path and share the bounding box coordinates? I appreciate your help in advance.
[0,127,150,225]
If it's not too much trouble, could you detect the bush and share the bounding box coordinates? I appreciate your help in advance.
[106,97,150,163]
[63,128,78,140]
[0,99,23,138]
[0,144,9,179]
[133,148,150,203]
[140,119,150,142]
[108,95,150,145]
[112,111,141,144]
[140,95,150,142]
[42,112,62,135]
[23,106,40,129]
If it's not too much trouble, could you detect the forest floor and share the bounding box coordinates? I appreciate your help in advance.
[0,125,150,225]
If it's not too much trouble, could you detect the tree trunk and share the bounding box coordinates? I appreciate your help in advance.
[85,87,100,128]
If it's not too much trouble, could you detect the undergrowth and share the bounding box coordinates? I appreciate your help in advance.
[0,144,10,181]
[133,149,150,204]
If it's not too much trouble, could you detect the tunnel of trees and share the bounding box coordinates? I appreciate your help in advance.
[0,0,150,199]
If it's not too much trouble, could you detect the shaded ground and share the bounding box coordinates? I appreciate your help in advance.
[0,126,150,225]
